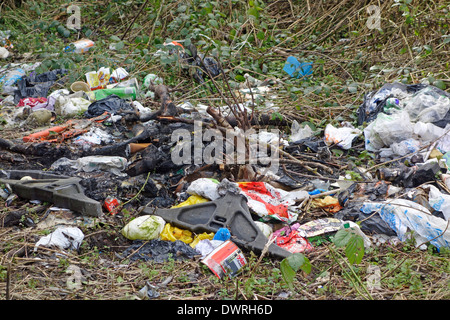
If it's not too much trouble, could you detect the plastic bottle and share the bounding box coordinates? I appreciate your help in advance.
[94,87,137,100]
[64,39,95,53]
[383,97,400,113]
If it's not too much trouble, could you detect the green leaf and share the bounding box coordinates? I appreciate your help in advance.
[110,35,121,42]
[257,30,265,40]
[333,228,353,248]
[280,259,295,290]
[115,41,125,50]
[345,236,364,264]
[333,227,365,264]
[248,7,259,19]
[434,80,446,90]
[209,19,219,28]
[287,253,312,274]
[280,253,311,289]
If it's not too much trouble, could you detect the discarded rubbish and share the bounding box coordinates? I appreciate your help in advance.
[140,192,292,259]
[0,170,102,217]
[201,240,247,279]
[160,222,193,244]
[121,215,166,241]
[361,199,450,250]
[14,68,68,104]
[283,56,313,79]
[311,196,342,213]
[289,120,314,142]
[237,181,309,223]
[272,226,314,254]
[51,156,128,176]
[71,81,90,92]
[84,95,135,118]
[172,195,209,208]
[213,228,231,241]
[324,123,362,150]
[110,67,129,84]
[65,39,95,54]
[296,218,342,238]
[34,226,84,252]
[0,47,10,59]
[104,196,121,214]
[186,178,220,200]
[122,239,199,263]
[93,87,137,100]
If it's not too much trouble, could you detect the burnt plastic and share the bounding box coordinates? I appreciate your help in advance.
[140,192,292,259]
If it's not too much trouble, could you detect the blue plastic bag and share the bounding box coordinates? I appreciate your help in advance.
[283,56,313,79]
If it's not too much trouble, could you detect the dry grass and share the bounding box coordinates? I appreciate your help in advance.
[0,0,449,301]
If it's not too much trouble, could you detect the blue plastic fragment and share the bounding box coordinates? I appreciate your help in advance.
[213,228,231,241]
[283,56,313,79]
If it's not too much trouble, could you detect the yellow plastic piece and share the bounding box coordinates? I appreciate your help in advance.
[160,223,193,244]
[171,195,209,208]
[190,232,215,248]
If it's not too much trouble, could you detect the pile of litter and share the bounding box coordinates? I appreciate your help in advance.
[1,38,450,291]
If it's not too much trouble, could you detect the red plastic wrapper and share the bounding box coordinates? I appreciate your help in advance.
[272,228,314,254]
[17,97,48,108]
[104,197,120,214]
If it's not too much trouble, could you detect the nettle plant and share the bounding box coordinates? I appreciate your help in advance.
[280,225,365,291]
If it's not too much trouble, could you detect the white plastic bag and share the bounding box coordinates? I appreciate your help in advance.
[121,215,166,241]
[364,111,414,151]
[427,185,450,221]
[187,178,220,200]
[289,120,313,142]
[54,95,91,116]
[34,227,84,251]
[361,199,450,249]
[324,124,361,150]
[404,86,450,123]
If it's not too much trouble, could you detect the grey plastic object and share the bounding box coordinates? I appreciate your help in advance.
[0,170,102,217]
[140,192,292,259]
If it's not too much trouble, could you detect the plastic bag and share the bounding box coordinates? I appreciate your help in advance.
[189,232,215,248]
[84,95,134,118]
[311,196,342,213]
[54,95,91,116]
[122,239,198,263]
[324,124,361,150]
[121,215,166,241]
[427,185,450,221]
[390,138,421,157]
[283,56,313,79]
[14,69,68,104]
[160,223,193,244]
[361,199,450,249]
[51,156,128,176]
[403,86,450,123]
[357,83,450,128]
[186,178,220,200]
[34,227,84,251]
[237,181,308,223]
[271,226,314,253]
[364,111,414,152]
[289,120,313,142]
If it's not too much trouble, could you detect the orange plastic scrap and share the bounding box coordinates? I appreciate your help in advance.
[22,122,73,142]
[22,112,110,143]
